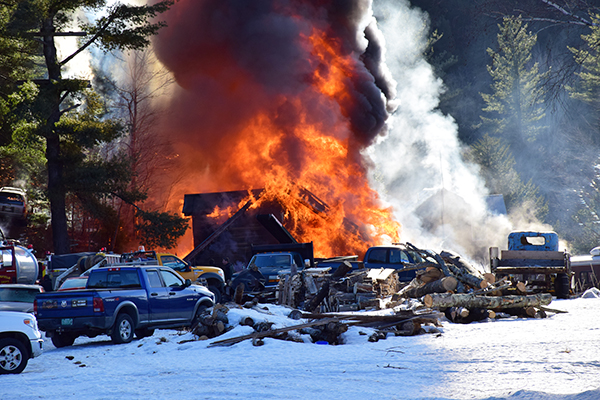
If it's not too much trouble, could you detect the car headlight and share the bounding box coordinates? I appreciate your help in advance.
[23,317,38,331]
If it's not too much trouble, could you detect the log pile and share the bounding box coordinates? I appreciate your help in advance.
[277,262,399,312]
[205,307,442,347]
[391,244,561,322]
[191,304,231,339]
[248,243,564,329]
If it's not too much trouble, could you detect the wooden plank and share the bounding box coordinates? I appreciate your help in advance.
[500,250,565,260]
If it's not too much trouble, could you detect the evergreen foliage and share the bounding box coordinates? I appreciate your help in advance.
[480,16,549,145]
[135,209,189,250]
[569,14,600,114]
[567,16,600,253]
[474,16,548,220]
[0,0,188,253]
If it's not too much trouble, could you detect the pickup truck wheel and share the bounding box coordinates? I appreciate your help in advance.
[555,273,571,299]
[208,284,222,304]
[0,338,28,374]
[135,328,155,339]
[111,314,134,344]
[51,333,76,348]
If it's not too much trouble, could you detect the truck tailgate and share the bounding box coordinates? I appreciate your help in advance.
[36,291,99,319]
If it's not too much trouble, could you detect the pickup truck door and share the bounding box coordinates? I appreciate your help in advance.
[145,269,170,322]
[159,269,195,322]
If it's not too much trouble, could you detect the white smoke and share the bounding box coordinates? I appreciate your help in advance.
[367,0,512,265]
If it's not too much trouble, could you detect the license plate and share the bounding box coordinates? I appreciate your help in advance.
[61,318,73,326]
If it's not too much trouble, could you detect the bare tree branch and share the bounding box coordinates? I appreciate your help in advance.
[540,0,595,26]
[59,15,116,66]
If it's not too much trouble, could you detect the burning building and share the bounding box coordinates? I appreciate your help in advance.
[181,188,330,265]
[152,0,402,259]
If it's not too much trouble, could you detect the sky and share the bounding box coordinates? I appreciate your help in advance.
[5,291,600,400]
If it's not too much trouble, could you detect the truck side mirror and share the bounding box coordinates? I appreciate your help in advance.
[184,278,192,288]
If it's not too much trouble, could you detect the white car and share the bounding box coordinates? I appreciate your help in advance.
[0,187,27,220]
[0,311,43,374]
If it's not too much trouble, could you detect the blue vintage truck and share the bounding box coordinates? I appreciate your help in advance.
[490,231,572,298]
[34,264,214,347]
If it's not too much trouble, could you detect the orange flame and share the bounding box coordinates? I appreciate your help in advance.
[157,11,400,259]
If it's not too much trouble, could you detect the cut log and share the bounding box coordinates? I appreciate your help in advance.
[444,307,491,324]
[440,250,488,289]
[234,283,245,305]
[239,316,255,326]
[304,280,330,312]
[396,320,422,336]
[330,261,353,280]
[417,266,444,283]
[402,276,458,299]
[423,292,552,309]
[483,273,496,284]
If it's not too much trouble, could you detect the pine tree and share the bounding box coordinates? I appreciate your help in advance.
[568,15,600,252]
[5,1,183,253]
[569,14,600,118]
[481,15,549,147]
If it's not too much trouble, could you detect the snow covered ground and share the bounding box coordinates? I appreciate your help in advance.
[4,293,600,400]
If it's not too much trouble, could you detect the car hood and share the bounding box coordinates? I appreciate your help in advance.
[0,302,34,313]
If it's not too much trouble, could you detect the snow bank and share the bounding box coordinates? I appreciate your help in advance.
[2,298,599,400]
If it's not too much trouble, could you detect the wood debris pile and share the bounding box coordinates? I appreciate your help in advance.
[391,244,560,323]
[203,301,442,347]
[191,305,232,339]
[276,243,563,325]
[277,261,400,313]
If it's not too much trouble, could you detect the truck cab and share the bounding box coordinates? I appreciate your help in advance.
[245,252,304,287]
[120,251,226,304]
[363,244,426,282]
[490,231,571,298]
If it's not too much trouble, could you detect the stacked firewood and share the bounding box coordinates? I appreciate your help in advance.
[191,305,231,339]
[277,261,399,312]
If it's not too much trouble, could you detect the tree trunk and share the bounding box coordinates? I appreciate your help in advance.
[423,292,552,309]
[42,15,70,254]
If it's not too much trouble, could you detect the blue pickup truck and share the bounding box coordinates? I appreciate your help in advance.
[34,264,214,347]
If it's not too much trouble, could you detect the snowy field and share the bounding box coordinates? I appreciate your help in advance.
[4,294,600,400]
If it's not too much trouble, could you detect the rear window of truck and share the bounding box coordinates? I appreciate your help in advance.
[87,269,142,289]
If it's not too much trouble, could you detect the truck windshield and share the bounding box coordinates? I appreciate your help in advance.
[252,255,291,268]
